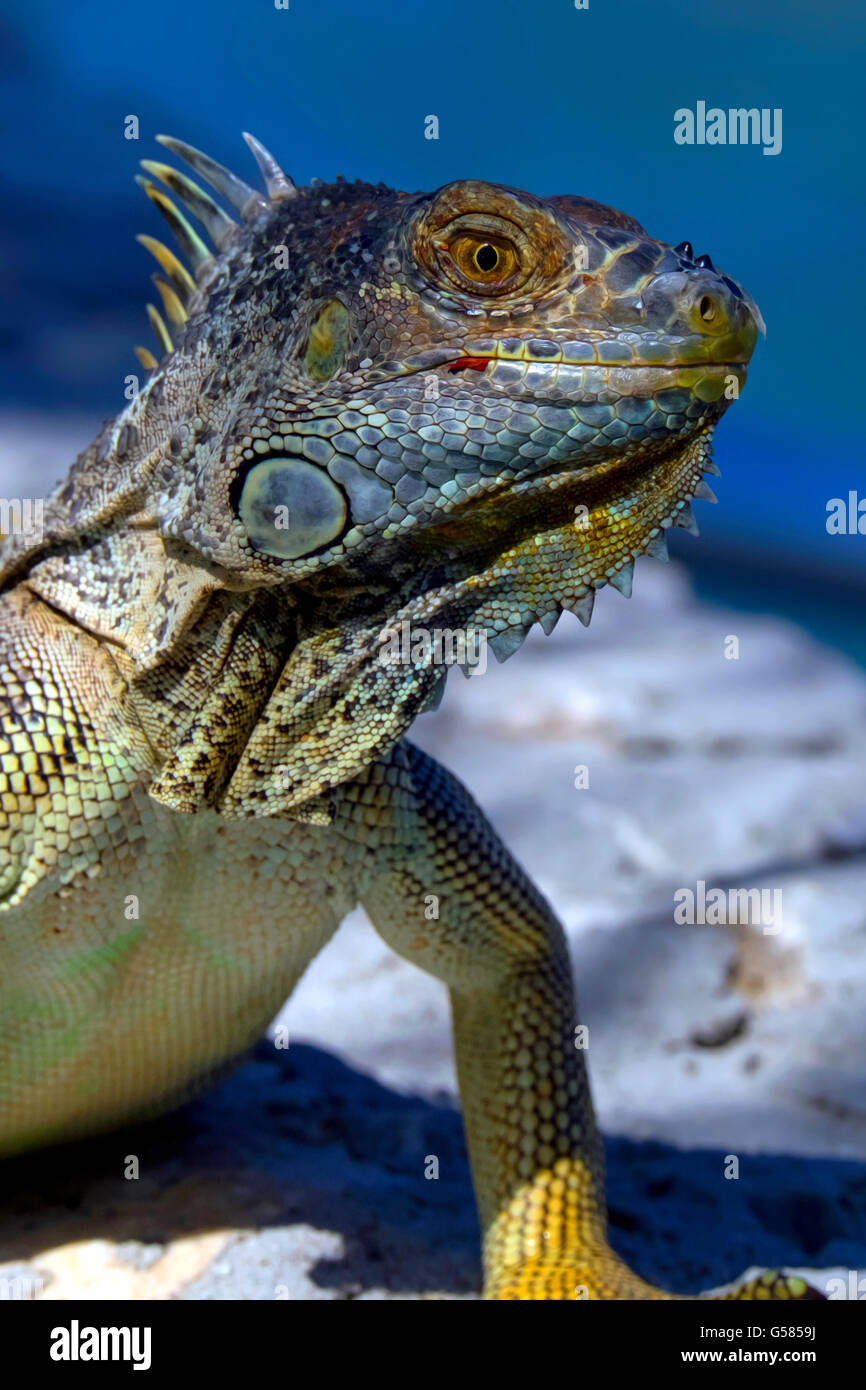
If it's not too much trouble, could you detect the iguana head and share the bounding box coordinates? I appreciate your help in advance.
[2,134,762,819]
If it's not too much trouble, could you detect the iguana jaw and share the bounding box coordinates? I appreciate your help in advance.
[317,416,723,655]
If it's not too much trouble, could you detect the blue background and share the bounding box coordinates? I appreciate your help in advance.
[0,0,863,642]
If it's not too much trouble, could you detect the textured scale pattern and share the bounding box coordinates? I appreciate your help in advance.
[0,134,819,1299]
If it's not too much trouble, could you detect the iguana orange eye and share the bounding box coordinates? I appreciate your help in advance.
[446,233,521,287]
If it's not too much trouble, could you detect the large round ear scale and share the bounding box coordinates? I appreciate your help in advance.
[237,457,348,560]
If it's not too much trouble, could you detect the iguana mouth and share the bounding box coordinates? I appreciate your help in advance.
[377,344,750,382]
[439,355,747,403]
[446,355,747,372]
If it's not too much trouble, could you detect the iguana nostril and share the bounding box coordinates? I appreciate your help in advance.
[674,240,694,258]
[699,294,717,322]
[696,253,714,270]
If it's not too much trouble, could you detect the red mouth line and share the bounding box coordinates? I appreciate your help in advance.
[446,356,744,374]
[448,357,491,372]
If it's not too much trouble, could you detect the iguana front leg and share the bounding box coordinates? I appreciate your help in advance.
[345,742,818,1301]
[343,741,659,1299]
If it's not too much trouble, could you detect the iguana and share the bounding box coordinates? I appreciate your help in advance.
[0,133,817,1300]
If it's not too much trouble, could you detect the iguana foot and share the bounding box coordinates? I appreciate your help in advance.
[715,1270,826,1301]
[485,1245,671,1300]
[486,1254,826,1301]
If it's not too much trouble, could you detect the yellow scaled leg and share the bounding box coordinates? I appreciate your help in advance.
[343,742,823,1301]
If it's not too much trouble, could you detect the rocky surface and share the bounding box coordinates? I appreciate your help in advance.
[2,415,866,1300]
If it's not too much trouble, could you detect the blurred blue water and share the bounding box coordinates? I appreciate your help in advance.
[0,0,863,641]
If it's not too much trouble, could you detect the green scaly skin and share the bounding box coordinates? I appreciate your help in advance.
[0,134,819,1299]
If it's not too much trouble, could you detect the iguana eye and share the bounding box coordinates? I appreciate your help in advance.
[473,243,499,272]
[445,232,521,288]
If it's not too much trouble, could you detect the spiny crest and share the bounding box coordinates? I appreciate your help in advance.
[133,133,297,370]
